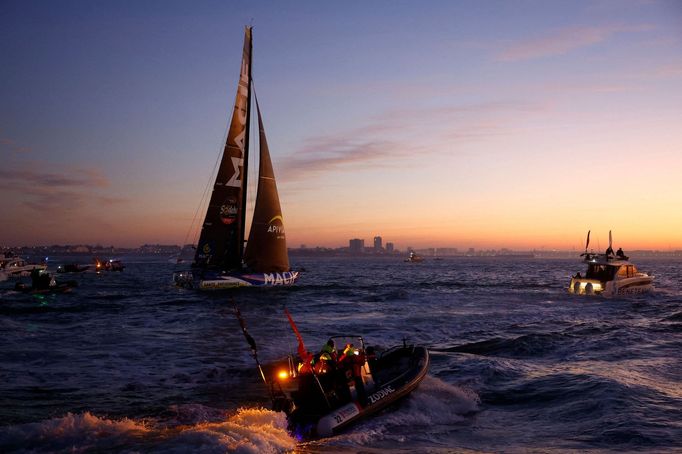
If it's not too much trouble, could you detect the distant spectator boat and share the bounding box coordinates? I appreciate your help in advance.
[568,230,654,296]
[0,253,47,278]
[404,251,424,263]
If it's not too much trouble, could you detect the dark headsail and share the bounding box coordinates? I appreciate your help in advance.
[243,98,290,272]
[194,27,252,271]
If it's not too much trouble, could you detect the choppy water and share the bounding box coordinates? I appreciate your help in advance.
[1,256,681,453]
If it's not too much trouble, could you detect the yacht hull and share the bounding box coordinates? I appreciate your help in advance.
[569,276,653,296]
[174,270,299,290]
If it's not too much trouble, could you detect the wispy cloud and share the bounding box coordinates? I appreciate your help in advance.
[653,63,682,79]
[279,101,548,181]
[0,167,109,189]
[497,24,654,62]
[279,136,408,181]
[0,163,127,214]
[0,136,32,154]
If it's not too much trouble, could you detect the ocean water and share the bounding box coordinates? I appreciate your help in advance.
[1,256,681,453]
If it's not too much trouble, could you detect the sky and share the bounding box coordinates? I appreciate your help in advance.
[1,0,681,250]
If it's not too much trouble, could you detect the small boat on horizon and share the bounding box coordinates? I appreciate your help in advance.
[404,251,424,263]
[56,263,92,273]
[174,27,298,290]
[568,230,654,296]
[94,258,125,272]
[13,268,77,294]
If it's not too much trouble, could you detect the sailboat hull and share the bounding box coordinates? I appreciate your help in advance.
[174,270,299,290]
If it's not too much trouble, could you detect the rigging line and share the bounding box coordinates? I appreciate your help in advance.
[181,121,230,252]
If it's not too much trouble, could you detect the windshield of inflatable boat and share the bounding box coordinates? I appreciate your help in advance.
[328,336,366,354]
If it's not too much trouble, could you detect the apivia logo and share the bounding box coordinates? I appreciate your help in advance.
[267,215,285,236]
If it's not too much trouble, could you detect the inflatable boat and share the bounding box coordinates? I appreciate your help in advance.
[267,337,429,440]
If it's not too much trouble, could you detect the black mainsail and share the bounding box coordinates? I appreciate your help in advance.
[194,27,252,271]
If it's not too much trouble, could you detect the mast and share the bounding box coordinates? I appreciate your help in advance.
[193,26,253,271]
[240,27,253,264]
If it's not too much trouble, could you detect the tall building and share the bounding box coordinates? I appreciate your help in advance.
[373,236,383,252]
[386,242,394,253]
[349,238,364,255]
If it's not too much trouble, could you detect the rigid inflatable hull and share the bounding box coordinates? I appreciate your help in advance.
[288,345,429,439]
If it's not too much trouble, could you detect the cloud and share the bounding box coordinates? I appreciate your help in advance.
[279,136,408,181]
[497,24,654,62]
[0,163,127,214]
[653,63,682,79]
[0,136,32,154]
[0,167,109,189]
[278,101,547,181]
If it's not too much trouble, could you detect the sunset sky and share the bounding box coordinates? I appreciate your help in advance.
[2,1,681,250]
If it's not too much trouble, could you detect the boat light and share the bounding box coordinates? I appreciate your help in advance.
[278,370,289,380]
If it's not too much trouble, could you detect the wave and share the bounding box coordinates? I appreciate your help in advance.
[442,332,571,358]
[321,375,479,448]
[663,311,682,322]
[0,407,296,453]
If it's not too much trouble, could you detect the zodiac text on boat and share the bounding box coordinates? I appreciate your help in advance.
[368,385,395,405]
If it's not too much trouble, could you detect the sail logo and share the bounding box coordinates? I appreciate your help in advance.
[267,215,285,236]
[263,271,298,285]
[226,51,250,188]
[219,199,239,225]
[368,385,395,405]
[226,157,244,188]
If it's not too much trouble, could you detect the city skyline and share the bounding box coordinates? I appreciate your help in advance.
[2,1,682,250]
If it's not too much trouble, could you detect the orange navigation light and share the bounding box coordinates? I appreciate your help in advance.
[277,370,289,380]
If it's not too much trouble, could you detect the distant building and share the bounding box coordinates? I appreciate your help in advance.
[373,236,383,252]
[349,238,364,255]
[386,242,394,253]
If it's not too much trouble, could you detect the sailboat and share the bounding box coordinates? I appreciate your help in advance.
[174,27,299,290]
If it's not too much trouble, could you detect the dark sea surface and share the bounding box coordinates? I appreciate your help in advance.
[1,256,681,453]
